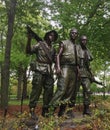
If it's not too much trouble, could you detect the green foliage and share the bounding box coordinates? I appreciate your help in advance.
[1,98,110,129]
[89,99,110,130]
[41,1,110,92]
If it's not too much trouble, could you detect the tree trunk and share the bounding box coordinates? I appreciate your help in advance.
[17,64,23,100]
[17,66,28,100]
[1,0,17,109]
[22,67,28,99]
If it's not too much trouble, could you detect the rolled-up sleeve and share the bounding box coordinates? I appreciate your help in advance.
[31,43,39,53]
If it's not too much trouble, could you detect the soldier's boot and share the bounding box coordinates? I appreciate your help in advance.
[65,102,75,118]
[42,107,49,117]
[30,108,38,120]
[66,109,75,118]
[83,104,91,116]
[58,104,66,117]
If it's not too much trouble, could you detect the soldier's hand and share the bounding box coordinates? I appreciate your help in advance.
[26,25,32,39]
[56,67,62,76]
[27,33,32,39]
[91,76,95,82]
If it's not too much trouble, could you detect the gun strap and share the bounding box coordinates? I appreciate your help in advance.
[74,44,78,66]
[39,41,52,63]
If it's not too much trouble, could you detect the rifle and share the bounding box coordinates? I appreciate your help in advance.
[26,25,52,63]
[26,25,42,42]
[91,78,106,87]
[86,65,106,87]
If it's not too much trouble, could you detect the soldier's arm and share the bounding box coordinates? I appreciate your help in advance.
[56,42,64,74]
[89,67,95,81]
[26,25,42,42]
[26,33,32,54]
[26,26,42,54]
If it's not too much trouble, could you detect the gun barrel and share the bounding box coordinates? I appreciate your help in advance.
[93,80,106,87]
[26,25,42,42]
[93,80,102,85]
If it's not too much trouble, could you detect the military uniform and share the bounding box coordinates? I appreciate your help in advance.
[79,47,93,115]
[50,40,81,109]
[29,41,55,116]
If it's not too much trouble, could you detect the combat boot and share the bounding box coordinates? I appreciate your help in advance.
[30,108,38,120]
[58,104,66,117]
[66,109,75,118]
[83,104,91,116]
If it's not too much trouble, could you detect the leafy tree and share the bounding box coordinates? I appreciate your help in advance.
[1,0,17,109]
[0,0,55,107]
[43,0,110,78]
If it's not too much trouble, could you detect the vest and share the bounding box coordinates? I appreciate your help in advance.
[60,40,81,65]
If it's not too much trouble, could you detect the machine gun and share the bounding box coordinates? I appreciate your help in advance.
[91,78,106,87]
[87,67,106,88]
[26,25,52,63]
[26,25,42,42]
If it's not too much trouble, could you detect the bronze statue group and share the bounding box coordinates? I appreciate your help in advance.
[26,27,94,120]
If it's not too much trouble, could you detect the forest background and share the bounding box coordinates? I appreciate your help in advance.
[0,0,110,110]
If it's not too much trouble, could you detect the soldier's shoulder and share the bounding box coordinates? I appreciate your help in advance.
[61,39,70,44]
[76,43,82,49]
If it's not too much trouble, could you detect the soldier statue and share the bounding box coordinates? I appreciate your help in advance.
[49,28,81,117]
[26,27,58,119]
[79,35,94,116]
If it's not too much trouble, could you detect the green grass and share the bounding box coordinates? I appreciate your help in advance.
[8,99,29,105]
[8,95,43,105]
[8,94,110,106]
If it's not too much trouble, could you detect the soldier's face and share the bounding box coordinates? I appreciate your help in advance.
[49,32,55,42]
[81,37,87,46]
[70,29,78,40]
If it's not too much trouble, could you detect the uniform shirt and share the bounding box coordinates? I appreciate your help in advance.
[79,47,93,78]
[31,41,55,73]
[60,40,81,65]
